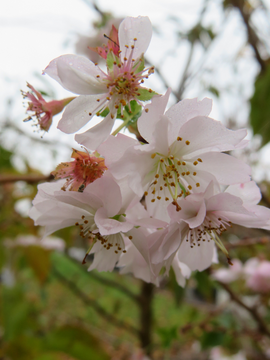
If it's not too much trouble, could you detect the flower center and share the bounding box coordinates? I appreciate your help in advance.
[52,149,107,192]
[184,213,233,264]
[145,138,203,203]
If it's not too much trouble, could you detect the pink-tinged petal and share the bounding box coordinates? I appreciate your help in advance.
[177,238,215,271]
[94,208,133,235]
[172,256,191,287]
[151,223,182,263]
[206,193,251,214]
[88,239,120,272]
[212,259,243,283]
[44,54,106,95]
[119,16,152,61]
[221,205,270,229]
[84,176,122,217]
[198,152,251,185]
[138,89,171,143]
[225,181,261,205]
[151,115,169,155]
[178,117,247,157]
[75,113,115,150]
[168,200,206,228]
[53,190,102,213]
[57,95,106,133]
[97,133,137,167]
[166,98,212,144]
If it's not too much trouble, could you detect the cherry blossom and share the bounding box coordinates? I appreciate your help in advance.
[44,16,154,150]
[21,83,74,132]
[151,181,270,272]
[100,90,251,222]
[29,175,164,272]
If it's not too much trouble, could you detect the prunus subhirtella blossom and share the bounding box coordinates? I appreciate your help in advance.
[27,15,270,286]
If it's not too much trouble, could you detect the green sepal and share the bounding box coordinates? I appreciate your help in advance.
[99,107,110,118]
[133,55,145,74]
[106,52,115,72]
[137,88,159,101]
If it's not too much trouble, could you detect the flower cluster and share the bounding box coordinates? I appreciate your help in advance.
[28,16,270,286]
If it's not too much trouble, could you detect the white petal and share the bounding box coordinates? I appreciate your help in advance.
[177,117,247,157]
[75,113,115,150]
[166,98,212,144]
[178,238,215,271]
[198,152,251,185]
[225,181,261,205]
[44,54,106,95]
[119,16,152,61]
[95,208,133,235]
[97,133,137,167]
[57,95,106,133]
[137,89,171,143]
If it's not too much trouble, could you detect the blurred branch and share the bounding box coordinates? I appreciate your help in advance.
[0,174,54,184]
[230,0,267,72]
[176,43,194,101]
[226,236,270,249]
[218,281,270,338]
[52,267,140,336]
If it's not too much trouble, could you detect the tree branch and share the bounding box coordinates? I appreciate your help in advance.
[218,281,270,338]
[0,174,54,184]
[226,236,270,249]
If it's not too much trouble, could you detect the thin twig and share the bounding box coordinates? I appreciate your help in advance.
[52,267,140,336]
[230,0,266,72]
[0,174,54,184]
[218,281,270,338]
[226,237,270,249]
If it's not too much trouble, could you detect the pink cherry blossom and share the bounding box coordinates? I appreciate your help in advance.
[44,16,154,150]
[29,174,164,272]
[151,181,270,272]
[21,83,74,132]
[244,258,270,293]
[100,89,251,223]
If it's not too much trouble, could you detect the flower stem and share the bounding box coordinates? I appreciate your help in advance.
[111,117,131,136]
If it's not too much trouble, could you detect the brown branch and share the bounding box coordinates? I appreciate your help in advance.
[230,0,266,72]
[52,268,140,336]
[138,282,155,356]
[0,174,54,184]
[218,281,270,338]
[226,236,270,249]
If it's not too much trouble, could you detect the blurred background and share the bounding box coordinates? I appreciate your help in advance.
[1,0,270,359]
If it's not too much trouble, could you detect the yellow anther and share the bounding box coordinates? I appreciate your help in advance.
[193,161,198,166]
[151,153,156,159]
[177,137,182,141]
[155,174,159,178]
[196,183,200,187]
[188,185,192,190]
[151,199,155,202]
[197,158,202,162]
[186,171,190,175]
[144,191,148,196]
[193,172,197,176]
[185,140,190,145]
[129,236,133,240]
[165,197,169,201]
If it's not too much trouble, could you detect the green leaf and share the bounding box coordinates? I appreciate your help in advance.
[250,65,270,147]
[43,325,110,360]
[137,88,158,101]
[200,331,226,349]
[157,326,178,348]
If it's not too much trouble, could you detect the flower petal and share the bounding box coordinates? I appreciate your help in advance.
[44,54,106,95]
[198,152,251,185]
[57,95,106,133]
[119,16,152,61]
[178,117,247,157]
[75,113,115,150]
[138,89,171,143]
[225,181,261,205]
[166,98,212,144]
